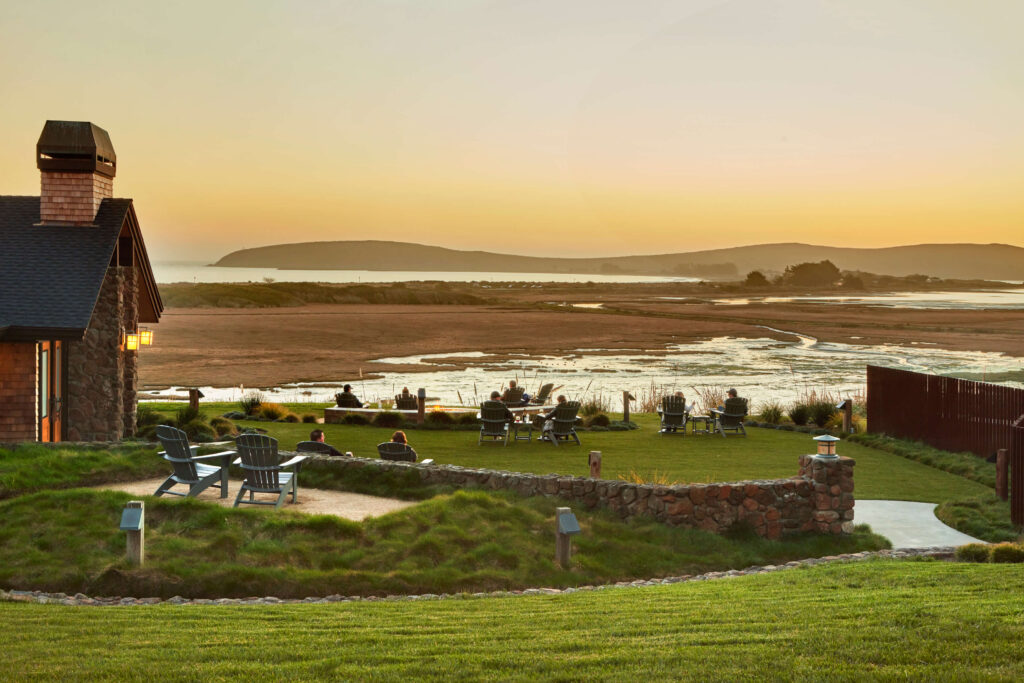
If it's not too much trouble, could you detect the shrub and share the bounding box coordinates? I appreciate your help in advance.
[209,417,236,437]
[373,411,405,429]
[589,425,609,432]
[136,405,162,429]
[457,413,479,426]
[239,391,265,416]
[221,411,247,420]
[175,405,202,427]
[757,400,784,425]
[990,543,1024,563]
[809,401,837,428]
[301,413,318,424]
[586,413,611,428]
[609,421,638,431]
[788,403,810,426]
[342,413,370,426]
[955,543,991,563]
[744,270,769,287]
[580,395,612,417]
[258,403,289,421]
[426,410,455,426]
[182,418,214,442]
[282,413,300,423]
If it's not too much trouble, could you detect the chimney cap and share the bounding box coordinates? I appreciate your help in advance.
[36,120,116,178]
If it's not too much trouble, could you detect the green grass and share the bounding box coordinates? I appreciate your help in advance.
[184,410,990,503]
[0,488,887,599]
[0,443,165,499]
[159,282,488,308]
[847,432,997,488]
[937,494,1020,543]
[4,561,1024,679]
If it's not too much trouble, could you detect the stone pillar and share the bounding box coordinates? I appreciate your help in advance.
[799,454,855,534]
[67,266,137,441]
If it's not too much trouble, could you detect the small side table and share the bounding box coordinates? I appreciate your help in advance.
[691,415,714,435]
[513,421,533,441]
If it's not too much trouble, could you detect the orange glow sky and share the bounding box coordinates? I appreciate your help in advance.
[1,1,1022,261]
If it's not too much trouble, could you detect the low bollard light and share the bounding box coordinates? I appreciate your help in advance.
[119,500,145,566]
[555,507,581,568]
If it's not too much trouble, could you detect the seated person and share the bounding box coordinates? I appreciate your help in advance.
[538,394,568,433]
[336,384,363,408]
[309,428,344,457]
[501,380,528,405]
[391,430,417,459]
[717,388,745,413]
[489,391,517,425]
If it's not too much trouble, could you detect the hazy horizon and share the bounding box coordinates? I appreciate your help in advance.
[2,1,1022,261]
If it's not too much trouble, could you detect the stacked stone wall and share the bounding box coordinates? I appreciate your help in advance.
[66,266,138,441]
[0,344,37,442]
[304,454,856,538]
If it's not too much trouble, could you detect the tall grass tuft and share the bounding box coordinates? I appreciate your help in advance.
[239,391,265,416]
[757,400,784,424]
[690,385,725,415]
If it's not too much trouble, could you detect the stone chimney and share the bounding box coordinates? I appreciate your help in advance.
[37,121,116,225]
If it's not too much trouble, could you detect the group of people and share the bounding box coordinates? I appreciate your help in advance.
[308,427,416,459]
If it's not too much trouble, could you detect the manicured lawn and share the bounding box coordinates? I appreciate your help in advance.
[0,488,887,598]
[5,561,1024,679]
[167,405,991,503]
[0,443,165,499]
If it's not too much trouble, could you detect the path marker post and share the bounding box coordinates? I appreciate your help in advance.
[120,500,145,566]
[555,507,581,568]
[416,388,426,425]
[588,451,602,479]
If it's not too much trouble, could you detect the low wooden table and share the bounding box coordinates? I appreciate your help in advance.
[512,421,533,441]
[690,415,714,435]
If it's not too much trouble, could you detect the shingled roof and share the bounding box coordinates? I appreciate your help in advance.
[0,196,161,341]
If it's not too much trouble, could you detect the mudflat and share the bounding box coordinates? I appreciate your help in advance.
[139,298,1024,388]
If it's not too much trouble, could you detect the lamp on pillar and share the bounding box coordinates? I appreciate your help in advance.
[813,434,840,459]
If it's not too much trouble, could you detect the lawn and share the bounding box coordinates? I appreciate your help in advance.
[146,402,991,504]
[4,560,1024,680]
[0,488,887,599]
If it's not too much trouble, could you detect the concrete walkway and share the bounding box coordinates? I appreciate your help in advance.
[856,500,985,549]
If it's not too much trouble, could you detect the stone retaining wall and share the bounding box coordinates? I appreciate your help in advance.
[305,453,855,539]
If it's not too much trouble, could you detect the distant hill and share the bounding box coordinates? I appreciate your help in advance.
[213,241,1024,281]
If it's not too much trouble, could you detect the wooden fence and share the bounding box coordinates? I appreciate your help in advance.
[866,365,1024,526]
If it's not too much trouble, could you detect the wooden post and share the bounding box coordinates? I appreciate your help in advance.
[188,388,201,412]
[416,388,426,425]
[126,500,144,566]
[996,448,1008,501]
[588,451,602,479]
[623,391,631,423]
[555,507,572,568]
[842,401,853,434]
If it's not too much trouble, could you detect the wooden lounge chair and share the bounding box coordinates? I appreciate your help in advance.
[479,400,511,446]
[395,394,419,411]
[335,392,361,408]
[154,425,235,499]
[530,383,554,405]
[501,386,525,406]
[712,397,748,437]
[659,396,688,435]
[233,433,308,509]
[542,401,581,446]
[377,442,417,462]
[296,440,342,457]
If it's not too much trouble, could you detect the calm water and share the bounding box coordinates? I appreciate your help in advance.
[153,262,696,285]
[700,289,1024,310]
[143,333,1024,407]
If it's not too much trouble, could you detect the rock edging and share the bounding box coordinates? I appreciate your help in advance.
[0,547,954,607]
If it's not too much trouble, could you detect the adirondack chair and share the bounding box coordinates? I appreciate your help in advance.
[712,397,748,437]
[530,383,554,405]
[296,440,343,457]
[501,386,525,406]
[154,425,235,498]
[543,401,581,446]
[233,433,308,509]
[335,392,361,408]
[659,395,688,435]
[394,394,419,411]
[377,442,417,462]
[479,400,511,446]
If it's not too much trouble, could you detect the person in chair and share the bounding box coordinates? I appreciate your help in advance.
[336,384,363,408]
[309,428,344,457]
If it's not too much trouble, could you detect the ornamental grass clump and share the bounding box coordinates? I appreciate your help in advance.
[787,403,811,426]
[955,543,991,563]
[373,411,405,429]
[989,543,1024,563]
[757,400,784,424]
[238,391,264,416]
[257,403,289,421]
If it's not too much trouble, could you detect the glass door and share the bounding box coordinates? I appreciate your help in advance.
[37,341,63,442]
[38,342,50,442]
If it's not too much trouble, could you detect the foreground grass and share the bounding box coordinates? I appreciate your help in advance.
[0,443,165,499]
[4,561,1024,679]
[169,409,991,503]
[937,494,1019,543]
[0,488,887,599]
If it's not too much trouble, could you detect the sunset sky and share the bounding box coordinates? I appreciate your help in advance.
[1,0,1022,261]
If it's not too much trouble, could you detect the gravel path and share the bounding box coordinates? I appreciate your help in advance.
[96,478,415,520]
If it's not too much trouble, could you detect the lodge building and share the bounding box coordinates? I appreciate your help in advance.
[0,121,162,442]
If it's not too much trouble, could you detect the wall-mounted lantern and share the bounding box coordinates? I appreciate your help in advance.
[139,327,154,346]
[121,328,140,351]
[813,434,840,458]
